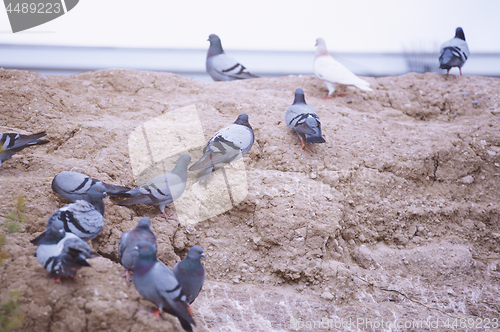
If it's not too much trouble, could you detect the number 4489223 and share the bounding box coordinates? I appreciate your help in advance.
[5,2,61,14]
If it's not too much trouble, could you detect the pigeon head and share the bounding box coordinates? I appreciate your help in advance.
[455,27,465,41]
[136,217,152,229]
[134,241,157,276]
[315,38,329,57]
[187,245,206,260]
[234,114,251,128]
[44,218,65,244]
[293,89,306,105]
[207,34,224,58]
[86,183,107,215]
[172,154,192,182]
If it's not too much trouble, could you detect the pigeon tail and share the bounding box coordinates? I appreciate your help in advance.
[303,117,325,143]
[439,47,465,69]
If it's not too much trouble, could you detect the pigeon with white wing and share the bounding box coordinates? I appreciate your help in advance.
[189,114,254,184]
[52,171,131,202]
[31,183,107,244]
[34,218,98,283]
[439,27,469,75]
[285,88,325,151]
[314,37,372,98]
[118,154,191,220]
[206,34,259,81]
[0,131,49,166]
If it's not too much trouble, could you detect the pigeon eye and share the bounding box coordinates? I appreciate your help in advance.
[96,189,100,192]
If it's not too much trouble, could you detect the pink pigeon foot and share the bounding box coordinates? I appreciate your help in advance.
[50,276,62,284]
[148,308,162,319]
[121,270,132,282]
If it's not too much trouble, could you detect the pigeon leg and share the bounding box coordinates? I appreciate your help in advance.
[187,304,194,315]
[121,270,132,282]
[68,274,78,280]
[446,69,450,75]
[299,136,312,152]
[161,209,176,222]
[50,276,62,284]
[459,67,462,76]
[322,95,333,100]
[148,308,162,319]
[334,87,346,97]
[226,162,244,171]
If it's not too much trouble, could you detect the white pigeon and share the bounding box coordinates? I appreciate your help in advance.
[439,27,469,76]
[314,37,372,98]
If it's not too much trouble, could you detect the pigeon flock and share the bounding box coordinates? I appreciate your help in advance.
[1,29,469,331]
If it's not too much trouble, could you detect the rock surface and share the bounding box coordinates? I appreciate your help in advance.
[0,69,499,331]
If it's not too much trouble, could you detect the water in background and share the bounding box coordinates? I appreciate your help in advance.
[1,44,499,79]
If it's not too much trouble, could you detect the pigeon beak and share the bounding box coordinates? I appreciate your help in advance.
[201,254,206,259]
[103,192,108,198]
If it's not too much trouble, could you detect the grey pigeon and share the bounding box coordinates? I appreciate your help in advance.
[285,89,325,151]
[173,246,205,305]
[0,131,49,166]
[52,171,131,202]
[119,154,191,220]
[118,217,156,282]
[31,183,107,244]
[206,34,259,81]
[190,114,254,183]
[35,218,97,283]
[133,241,195,332]
[439,27,470,75]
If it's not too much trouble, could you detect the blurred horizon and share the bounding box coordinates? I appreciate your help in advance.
[0,0,499,79]
[1,43,499,80]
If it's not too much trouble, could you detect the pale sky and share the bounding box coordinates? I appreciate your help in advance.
[0,0,499,53]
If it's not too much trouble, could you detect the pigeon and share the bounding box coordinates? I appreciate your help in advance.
[206,34,259,81]
[0,131,49,166]
[133,241,196,332]
[118,217,157,282]
[52,171,131,202]
[119,154,191,220]
[35,218,98,283]
[30,183,107,244]
[189,114,254,183]
[439,27,470,75]
[285,89,325,151]
[314,37,372,98]
[173,246,205,305]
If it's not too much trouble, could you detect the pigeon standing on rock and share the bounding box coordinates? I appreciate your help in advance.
[189,114,254,184]
[0,131,49,166]
[439,27,469,75]
[206,34,259,81]
[119,154,191,220]
[314,38,372,98]
[173,246,205,305]
[285,89,325,151]
[133,241,196,332]
[31,183,107,244]
[118,217,157,282]
[35,218,98,283]
[52,171,131,202]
